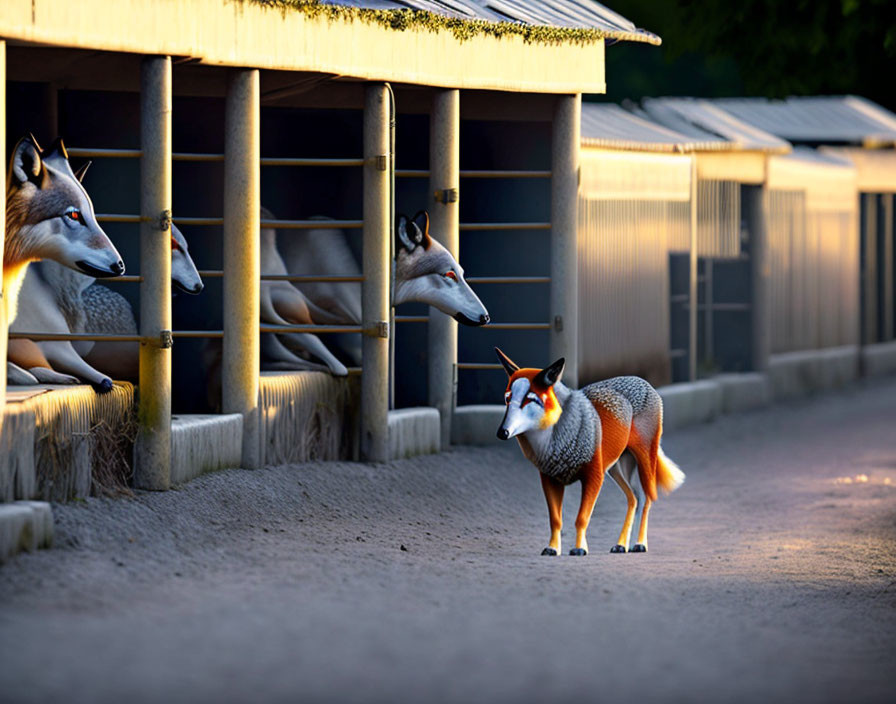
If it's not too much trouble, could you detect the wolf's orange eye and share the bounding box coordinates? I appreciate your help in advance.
[65,207,81,222]
[443,271,457,281]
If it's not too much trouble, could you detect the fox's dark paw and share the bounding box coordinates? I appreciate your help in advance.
[630,544,647,553]
[93,378,114,394]
[569,548,588,556]
[541,547,558,556]
[610,544,627,553]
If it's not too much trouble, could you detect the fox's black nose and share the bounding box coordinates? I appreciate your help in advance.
[497,427,510,441]
[111,260,125,276]
[192,282,204,293]
[480,313,490,325]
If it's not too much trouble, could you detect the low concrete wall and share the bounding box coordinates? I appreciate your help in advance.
[861,340,896,378]
[452,405,506,447]
[0,500,53,564]
[171,414,244,485]
[388,408,440,460]
[657,380,723,432]
[768,345,860,401]
[715,373,770,414]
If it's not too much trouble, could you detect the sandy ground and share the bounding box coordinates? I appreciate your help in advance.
[1,380,895,704]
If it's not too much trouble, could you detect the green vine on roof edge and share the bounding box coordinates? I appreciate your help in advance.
[248,0,608,46]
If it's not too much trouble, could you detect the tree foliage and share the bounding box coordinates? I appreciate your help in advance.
[602,0,896,110]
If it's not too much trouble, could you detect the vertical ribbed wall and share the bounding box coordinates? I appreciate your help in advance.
[696,179,742,258]
[577,150,691,385]
[766,152,860,353]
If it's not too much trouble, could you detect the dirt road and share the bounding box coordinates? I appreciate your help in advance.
[2,379,895,704]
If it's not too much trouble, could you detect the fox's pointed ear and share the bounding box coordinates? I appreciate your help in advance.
[43,136,69,161]
[535,357,565,387]
[397,214,416,252]
[495,347,520,377]
[74,160,92,183]
[11,136,44,187]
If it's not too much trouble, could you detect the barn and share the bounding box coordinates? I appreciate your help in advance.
[0,1,660,508]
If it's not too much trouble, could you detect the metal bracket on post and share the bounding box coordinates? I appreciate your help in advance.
[364,320,389,338]
[159,330,173,349]
[370,154,388,171]
[554,315,564,332]
[434,187,458,205]
[159,209,172,231]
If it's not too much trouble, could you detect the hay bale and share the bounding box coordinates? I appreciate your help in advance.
[6,383,136,501]
[0,403,37,500]
[260,371,359,465]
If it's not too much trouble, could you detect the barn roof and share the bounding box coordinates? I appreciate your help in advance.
[306,1,661,45]
[710,96,896,148]
[580,102,732,152]
[640,98,791,154]
[0,0,657,94]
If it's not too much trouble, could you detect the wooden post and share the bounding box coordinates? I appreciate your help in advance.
[550,94,581,388]
[135,56,173,490]
[744,185,770,370]
[689,158,698,382]
[361,84,391,462]
[427,89,459,448]
[0,41,6,414]
[222,69,261,469]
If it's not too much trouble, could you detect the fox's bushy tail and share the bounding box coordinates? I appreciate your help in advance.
[655,447,685,495]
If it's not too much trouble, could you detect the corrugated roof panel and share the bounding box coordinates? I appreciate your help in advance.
[580,103,730,152]
[320,1,661,44]
[641,97,791,153]
[712,96,896,147]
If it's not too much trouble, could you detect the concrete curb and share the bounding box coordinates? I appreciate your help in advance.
[0,500,53,563]
[768,346,860,401]
[861,340,896,378]
[388,408,441,460]
[657,380,722,431]
[452,405,506,447]
[171,414,244,485]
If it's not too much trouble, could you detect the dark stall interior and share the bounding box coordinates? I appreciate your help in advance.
[6,51,555,414]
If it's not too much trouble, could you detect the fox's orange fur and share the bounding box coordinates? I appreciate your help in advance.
[496,349,684,555]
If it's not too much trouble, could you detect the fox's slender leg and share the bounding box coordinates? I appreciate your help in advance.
[570,465,604,556]
[608,463,638,553]
[539,473,564,556]
[632,497,652,552]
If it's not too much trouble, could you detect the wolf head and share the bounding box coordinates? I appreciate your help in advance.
[495,347,565,440]
[394,211,489,326]
[171,223,203,294]
[5,135,124,277]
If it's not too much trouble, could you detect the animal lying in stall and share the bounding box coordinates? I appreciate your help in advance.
[4,136,125,390]
[259,208,348,376]
[7,224,202,389]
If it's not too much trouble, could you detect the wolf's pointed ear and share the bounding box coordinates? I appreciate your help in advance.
[74,161,92,183]
[411,210,431,247]
[11,136,44,187]
[44,136,69,161]
[535,357,565,387]
[397,214,416,252]
[495,347,520,377]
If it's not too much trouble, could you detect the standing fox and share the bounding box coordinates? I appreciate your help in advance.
[495,348,684,556]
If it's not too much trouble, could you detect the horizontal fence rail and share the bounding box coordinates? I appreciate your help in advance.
[397,169,552,179]
[94,215,365,229]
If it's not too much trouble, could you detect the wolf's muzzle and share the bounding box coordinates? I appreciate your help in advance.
[77,259,125,278]
[454,312,490,327]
